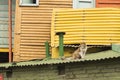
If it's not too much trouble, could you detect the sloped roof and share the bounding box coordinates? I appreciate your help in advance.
[0,50,120,68]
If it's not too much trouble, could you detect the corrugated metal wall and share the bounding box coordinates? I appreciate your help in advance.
[14,0,72,61]
[51,8,120,58]
[96,0,120,8]
[51,8,120,45]
[0,0,15,49]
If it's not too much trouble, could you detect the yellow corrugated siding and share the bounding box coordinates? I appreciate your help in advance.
[51,8,120,46]
[51,8,120,58]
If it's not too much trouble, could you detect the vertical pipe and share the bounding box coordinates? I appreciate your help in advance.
[45,41,50,58]
[56,32,65,57]
[59,33,64,57]
[8,0,12,62]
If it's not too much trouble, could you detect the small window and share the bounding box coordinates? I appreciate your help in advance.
[73,0,95,9]
[19,0,39,6]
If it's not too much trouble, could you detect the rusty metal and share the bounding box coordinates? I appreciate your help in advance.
[8,0,12,62]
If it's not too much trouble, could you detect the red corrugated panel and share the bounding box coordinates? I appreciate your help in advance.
[96,0,120,8]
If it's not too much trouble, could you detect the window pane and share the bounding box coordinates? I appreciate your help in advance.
[22,0,34,4]
[19,0,39,6]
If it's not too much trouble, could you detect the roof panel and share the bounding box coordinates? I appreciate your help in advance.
[0,50,120,68]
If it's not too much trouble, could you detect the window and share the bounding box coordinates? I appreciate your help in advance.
[19,0,39,6]
[73,0,95,9]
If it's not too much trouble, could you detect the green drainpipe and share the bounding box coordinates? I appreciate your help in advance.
[45,41,50,58]
[56,32,65,57]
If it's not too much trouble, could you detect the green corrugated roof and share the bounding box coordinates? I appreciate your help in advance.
[0,50,120,68]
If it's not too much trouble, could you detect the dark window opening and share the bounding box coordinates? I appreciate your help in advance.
[20,0,39,6]
[32,0,36,4]
[0,52,13,63]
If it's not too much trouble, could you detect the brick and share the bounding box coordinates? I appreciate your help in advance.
[92,77,108,80]
[76,74,88,78]
[97,65,108,69]
[95,73,104,77]
[107,64,120,68]
[101,69,115,73]
[104,72,120,77]
[85,66,97,70]
[73,70,86,74]
[115,68,120,72]
[70,67,85,71]
[87,69,100,73]
[108,77,120,80]
[65,73,76,79]
[88,74,95,77]
[66,63,85,68]
[1,58,120,80]
[79,78,92,80]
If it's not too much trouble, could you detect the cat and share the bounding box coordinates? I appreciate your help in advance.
[61,43,87,60]
[72,43,87,59]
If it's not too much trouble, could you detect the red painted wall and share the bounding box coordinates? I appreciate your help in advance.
[96,0,120,8]
[0,74,3,80]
